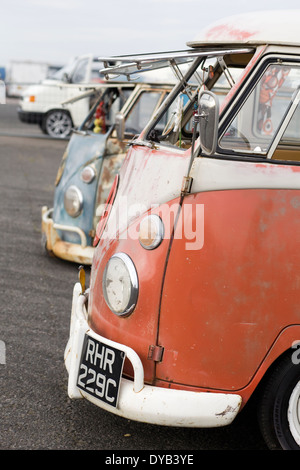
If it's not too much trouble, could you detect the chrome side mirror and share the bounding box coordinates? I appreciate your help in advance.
[115,112,125,141]
[198,90,219,155]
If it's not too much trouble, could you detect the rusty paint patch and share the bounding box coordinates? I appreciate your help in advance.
[290,196,300,209]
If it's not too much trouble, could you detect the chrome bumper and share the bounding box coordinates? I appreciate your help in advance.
[41,206,94,264]
[64,282,242,428]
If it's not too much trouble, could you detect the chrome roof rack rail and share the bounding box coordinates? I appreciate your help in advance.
[98,47,254,81]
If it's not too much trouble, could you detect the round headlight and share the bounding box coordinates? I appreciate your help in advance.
[139,214,164,250]
[64,185,83,217]
[103,253,138,317]
[80,165,96,184]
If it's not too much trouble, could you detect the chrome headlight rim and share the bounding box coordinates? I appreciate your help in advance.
[102,252,138,317]
[64,185,83,218]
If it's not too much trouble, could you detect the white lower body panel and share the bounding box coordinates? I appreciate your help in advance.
[64,283,242,428]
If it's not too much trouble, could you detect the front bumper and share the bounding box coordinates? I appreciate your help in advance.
[17,107,44,125]
[64,282,242,428]
[41,206,94,265]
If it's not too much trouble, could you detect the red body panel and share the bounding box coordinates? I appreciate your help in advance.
[158,189,300,390]
[89,144,188,382]
[89,207,172,382]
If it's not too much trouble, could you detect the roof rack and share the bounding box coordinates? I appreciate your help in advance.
[98,47,253,80]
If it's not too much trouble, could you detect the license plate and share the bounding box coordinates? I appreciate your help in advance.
[77,334,125,407]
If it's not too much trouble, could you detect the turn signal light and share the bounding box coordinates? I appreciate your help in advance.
[139,214,164,250]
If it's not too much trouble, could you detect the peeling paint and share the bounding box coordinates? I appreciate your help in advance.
[215,405,239,418]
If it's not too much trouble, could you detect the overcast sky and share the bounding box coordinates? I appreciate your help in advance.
[1,0,300,67]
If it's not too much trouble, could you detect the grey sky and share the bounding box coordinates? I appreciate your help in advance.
[1,0,300,67]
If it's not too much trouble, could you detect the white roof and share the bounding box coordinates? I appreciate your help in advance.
[187,10,300,47]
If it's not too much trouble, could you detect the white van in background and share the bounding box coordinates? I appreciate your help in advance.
[18,54,104,138]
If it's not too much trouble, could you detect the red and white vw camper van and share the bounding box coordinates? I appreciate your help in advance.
[64,11,300,450]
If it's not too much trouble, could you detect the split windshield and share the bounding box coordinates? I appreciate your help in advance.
[149,61,248,148]
[80,86,169,137]
[144,53,300,161]
[219,63,300,158]
[143,50,254,149]
[100,49,254,150]
[80,87,133,133]
[99,49,300,162]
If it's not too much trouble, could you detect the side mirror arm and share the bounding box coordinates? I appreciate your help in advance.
[115,112,125,141]
[197,90,219,156]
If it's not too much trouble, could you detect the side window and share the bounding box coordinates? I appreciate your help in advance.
[125,91,163,135]
[220,63,300,158]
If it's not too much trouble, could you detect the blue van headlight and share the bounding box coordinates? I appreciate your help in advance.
[102,253,138,317]
[64,185,83,217]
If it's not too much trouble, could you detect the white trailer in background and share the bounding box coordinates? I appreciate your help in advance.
[6,60,60,97]
[0,81,5,103]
